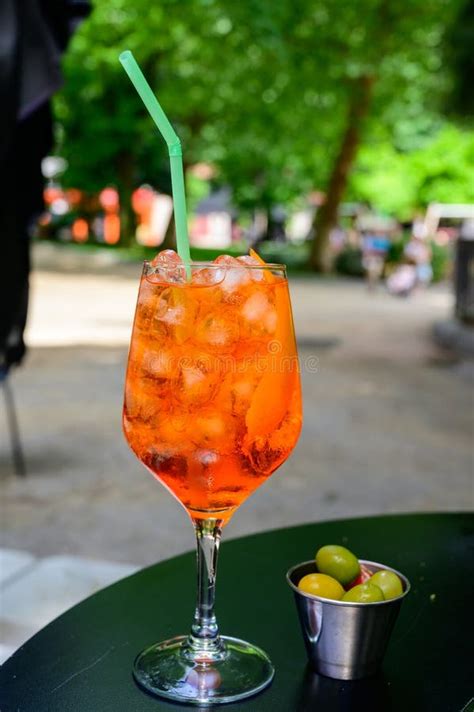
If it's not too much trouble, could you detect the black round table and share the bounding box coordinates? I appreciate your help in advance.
[1,513,473,712]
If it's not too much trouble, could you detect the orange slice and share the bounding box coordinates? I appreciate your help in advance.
[249,248,275,283]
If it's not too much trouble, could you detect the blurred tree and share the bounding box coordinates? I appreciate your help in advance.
[55,0,347,243]
[444,0,474,120]
[55,0,222,243]
[301,0,464,270]
[350,124,474,217]
[54,0,468,254]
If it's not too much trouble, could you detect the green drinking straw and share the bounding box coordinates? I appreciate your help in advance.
[119,50,191,270]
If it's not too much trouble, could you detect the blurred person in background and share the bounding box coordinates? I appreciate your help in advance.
[0,0,90,375]
[404,230,433,290]
[387,224,433,297]
[361,232,391,291]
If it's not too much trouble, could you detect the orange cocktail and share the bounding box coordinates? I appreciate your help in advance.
[119,50,302,705]
[123,250,302,703]
[123,251,301,525]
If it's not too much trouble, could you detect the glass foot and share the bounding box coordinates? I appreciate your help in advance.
[133,635,274,705]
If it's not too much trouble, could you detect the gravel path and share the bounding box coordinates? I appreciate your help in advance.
[1,259,472,566]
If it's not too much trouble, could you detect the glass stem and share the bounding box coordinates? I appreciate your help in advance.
[184,517,225,661]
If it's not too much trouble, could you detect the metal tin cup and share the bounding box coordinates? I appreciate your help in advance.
[286,559,410,680]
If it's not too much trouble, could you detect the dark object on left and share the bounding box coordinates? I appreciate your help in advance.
[455,227,474,325]
[0,0,91,371]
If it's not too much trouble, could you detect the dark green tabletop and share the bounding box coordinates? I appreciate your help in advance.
[1,513,473,712]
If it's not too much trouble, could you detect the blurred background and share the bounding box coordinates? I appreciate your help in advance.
[1,0,473,661]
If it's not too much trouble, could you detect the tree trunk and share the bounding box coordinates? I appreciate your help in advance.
[116,150,136,247]
[309,75,374,272]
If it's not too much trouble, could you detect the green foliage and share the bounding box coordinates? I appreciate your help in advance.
[350,124,474,218]
[54,0,471,221]
[257,242,310,270]
[334,247,365,277]
[444,0,474,120]
[430,241,451,282]
[386,237,408,265]
[185,174,210,215]
[412,126,474,206]
[55,0,318,203]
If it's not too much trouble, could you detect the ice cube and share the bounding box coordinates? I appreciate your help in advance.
[182,365,206,389]
[141,348,177,379]
[153,287,197,344]
[194,449,219,467]
[214,255,238,267]
[124,381,161,423]
[193,411,235,452]
[233,378,256,401]
[149,249,186,283]
[157,414,190,449]
[192,266,226,286]
[225,375,260,417]
[242,291,276,329]
[151,249,182,266]
[162,307,185,325]
[264,308,277,333]
[242,292,268,321]
[177,363,219,405]
[156,290,185,325]
[215,255,251,292]
[135,279,159,331]
[236,255,265,281]
[195,314,239,350]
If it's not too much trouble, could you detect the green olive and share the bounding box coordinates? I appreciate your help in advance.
[342,582,385,603]
[298,573,345,600]
[315,545,360,586]
[369,570,403,600]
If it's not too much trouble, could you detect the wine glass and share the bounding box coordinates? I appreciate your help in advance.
[123,256,302,704]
